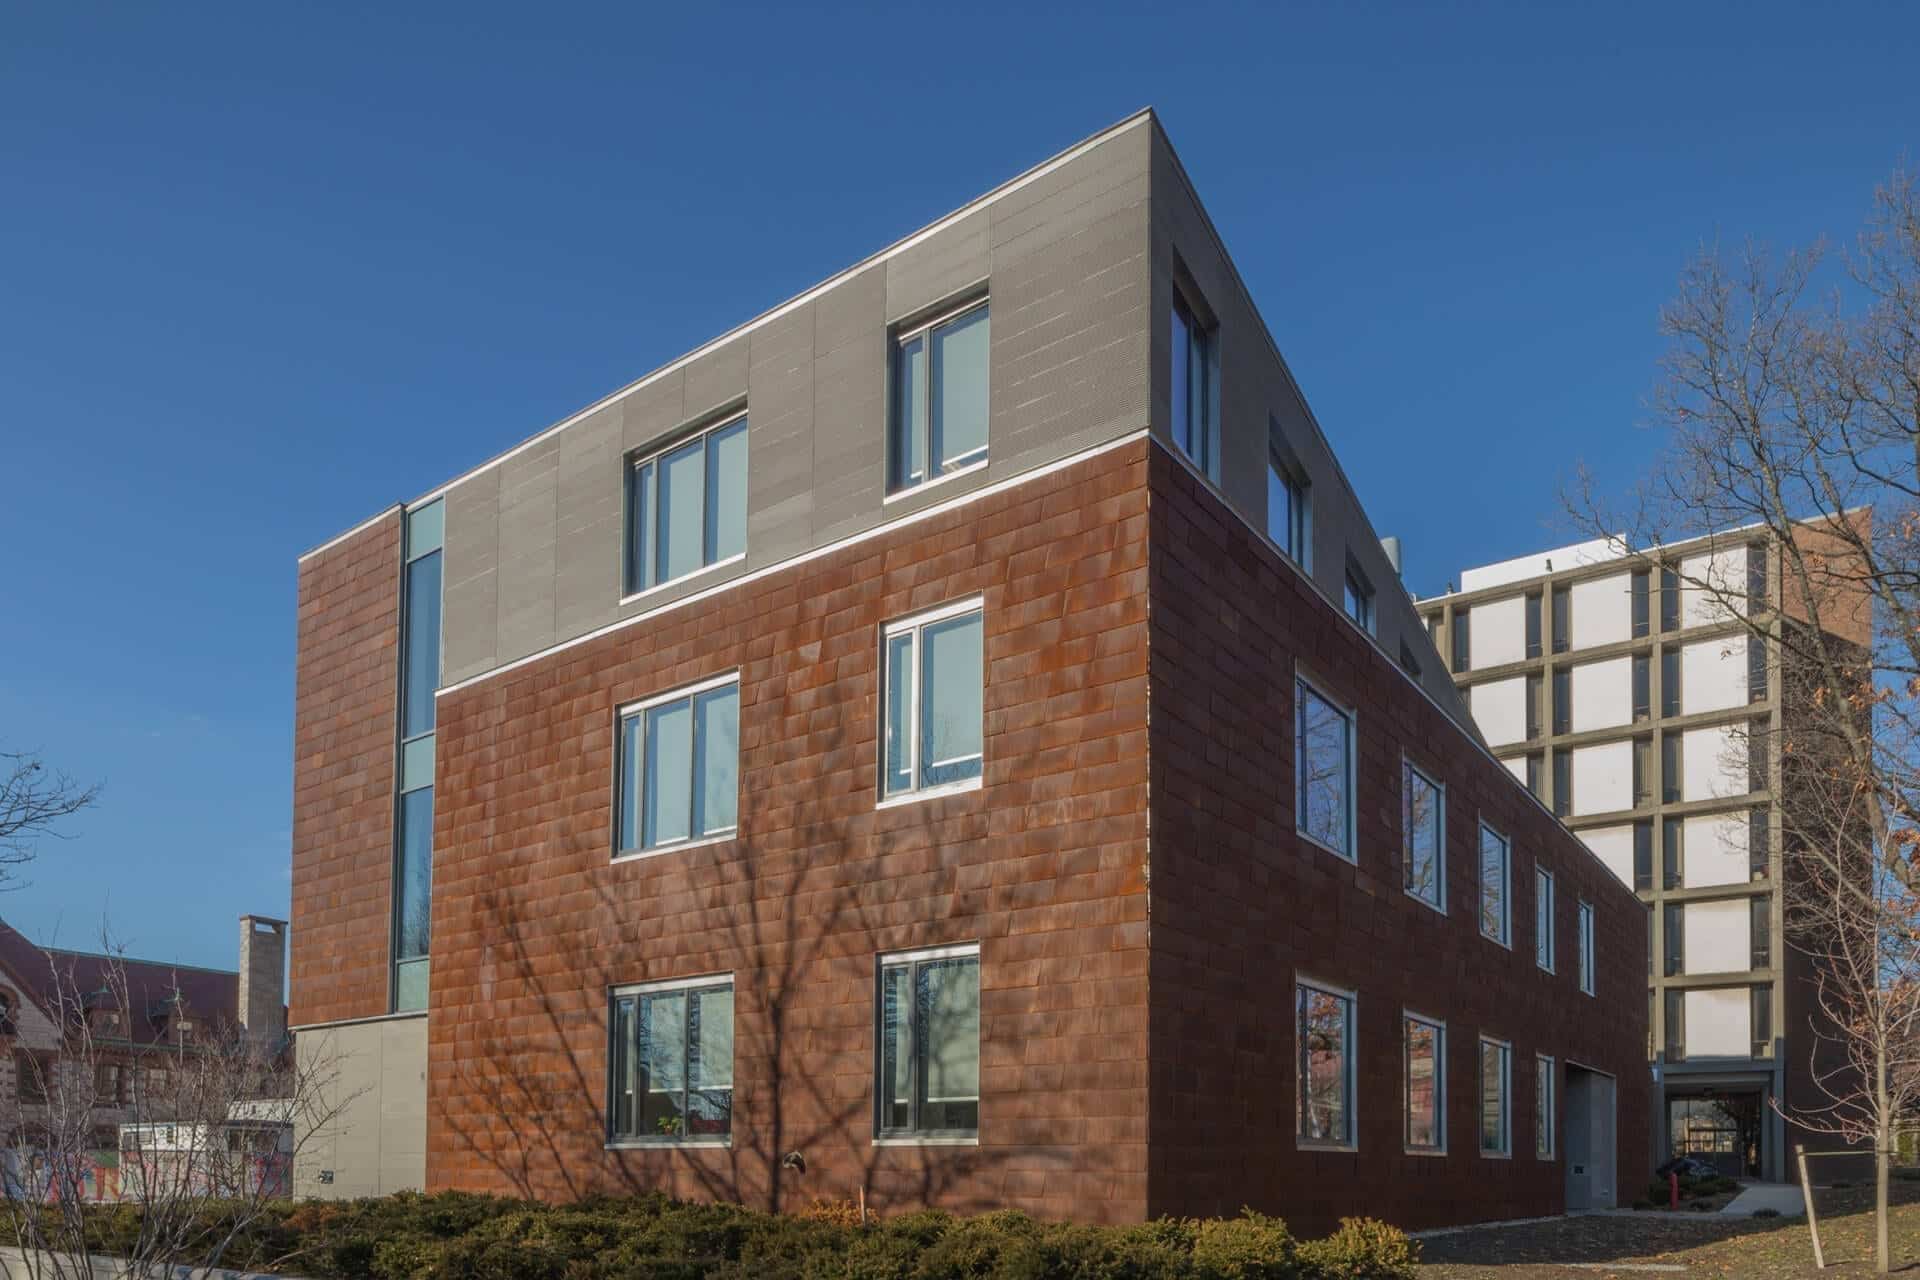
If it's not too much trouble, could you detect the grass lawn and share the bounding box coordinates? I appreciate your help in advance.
[1419,1180,1920,1277]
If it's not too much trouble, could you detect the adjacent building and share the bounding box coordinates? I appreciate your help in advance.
[290,109,1649,1230]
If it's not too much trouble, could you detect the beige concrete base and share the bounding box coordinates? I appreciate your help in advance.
[293,1014,428,1199]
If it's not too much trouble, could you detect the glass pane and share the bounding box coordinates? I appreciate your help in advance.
[1170,305,1191,456]
[400,733,436,794]
[1536,871,1552,967]
[930,307,988,473]
[1299,988,1349,1143]
[1297,685,1351,854]
[643,699,693,848]
[618,714,643,852]
[1480,827,1507,941]
[405,500,444,560]
[1537,1064,1553,1156]
[694,685,740,837]
[920,613,983,788]
[1267,462,1291,549]
[879,964,912,1131]
[393,957,429,1012]
[628,461,654,592]
[884,632,914,796]
[402,550,442,738]
[1406,1020,1440,1148]
[658,438,706,583]
[611,997,637,1138]
[917,957,979,1132]
[395,787,433,960]
[1187,324,1209,467]
[1481,1044,1506,1151]
[687,987,733,1138]
[705,420,748,563]
[639,992,687,1139]
[1405,767,1441,905]
[893,336,926,488]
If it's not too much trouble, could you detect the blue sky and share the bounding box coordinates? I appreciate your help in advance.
[2,3,1914,970]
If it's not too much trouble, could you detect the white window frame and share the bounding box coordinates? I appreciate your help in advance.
[1295,976,1358,1152]
[1535,1053,1557,1160]
[621,410,751,603]
[873,941,981,1146]
[606,972,735,1149]
[1402,758,1446,913]
[1535,866,1556,973]
[1479,1035,1512,1157]
[885,297,991,499]
[878,597,986,808]
[1295,672,1358,864]
[614,672,741,861]
[1479,821,1512,947]
[1404,1010,1447,1155]
[1578,900,1596,996]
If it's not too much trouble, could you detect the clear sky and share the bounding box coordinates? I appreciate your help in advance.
[2,3,1915,970]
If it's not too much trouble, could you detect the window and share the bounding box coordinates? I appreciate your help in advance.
[1662,733,1683,803]
[1404,761,1444,910]
[890,300,989,493]
[1750,809,1770,880]
[1633,820,1653,892]
[1399,641,1421,678]
[1631,570,1651,638]
[1426,611,1443,652]
[617,675,741,855]
[1578,901,1595,995]
[1534,867,1555,972]
[1552,668,1571,735]
[1632,736,1653,807]
[394,498,442,1014]
[1552,750,1571,818]
[1344,565,1376,634]
[1747,542,1768,611]
[1452,609,1471,674]
[1525,674,1543,739]
[1480,1037,1511,1155]
[882,601,984,802]
[1525,752,1543,797]
[1267,442,1310,568]
[1647,902,1655,976]
[15,1051,47,1103]
[1170,290,1217,477]
[1751,895,1772,969]
[96,1063,125,1106]
[625,414,749,595]
[1297,981,1355,1147]
[608,976,734,1144]
[1664,989,1685,1061]
[1535,1055,1556,1159]
[1405,1014,1445,1152]
[400,502,443,740]
[1551,585,1571,654]
[1663,817,1684,890]
[1663,903,1684,976]
[877,945,981,1139]
[1749,720,1771,793]
[1525,594,1542,659]
[1749,632,1769,701]
[1661,648,1681,717]
[1752,985,1773,1058]
[1479,823,1511,945]
[1296,678,1355,860]
[1632,654,1650,721]
[1660,566,1680,632]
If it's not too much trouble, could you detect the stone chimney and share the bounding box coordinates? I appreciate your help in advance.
[238,915,287,1045]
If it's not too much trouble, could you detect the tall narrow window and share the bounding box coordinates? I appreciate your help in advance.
[1749,809,1770,880]
[394,498,443,1014]
[1752,985,1773,1058]
[608,976,734,1144]
[890,300,989,493]
[1633,819,1654,892]
[1551,585,1571,654]
[1267,445,1310,568]
[1535,1055,1556,1159]
[1344,565,1376,634]
[1405,1014,1446,1152]
[1751,895,1772,969]
[1552,668,1571,735]
[882,601,985,802]
[1747,542,1768,612]
[1297,982,1355,1147]
[1480,824,1511,946]
[1632,654,1650,721]
[1663,903,1685,976]
[617,675,741,855]
[1749,719,1772,794]
[1552,750,1572,818]
[1632,736,1653,807]
[1480,1037,1511,1156]
[1631,570,1651,638]
[1665,989,1686,1061]
[877,945,980,1138]
[1525,752,1543,798]
[1577,901,1595,995]
[1748,632,1769,701]
[1427,611,1444,653]
[1525,675,1543,740]
[1404,761,1444,910]
[626,415,750,594]
[1297,679,1355,860]
[1661,648,1681,717]
[1660,566,1680,632]
[1663,816,1685,890]
[1662,733,1683,803]
[1535,868,1555,972]
[1525,594,1543,659]
[1170,290,1217,477]
[1452,610,1471,674]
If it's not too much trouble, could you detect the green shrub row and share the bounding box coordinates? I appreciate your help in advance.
[55,1191,1418,1280]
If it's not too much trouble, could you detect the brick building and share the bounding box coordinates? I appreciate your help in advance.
[290,110,1648,1230]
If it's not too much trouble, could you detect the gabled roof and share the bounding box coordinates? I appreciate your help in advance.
[0,920,239,1047]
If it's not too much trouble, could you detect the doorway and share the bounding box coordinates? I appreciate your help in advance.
[1668,1092,1763,1178]
[1565,1064,1618,1211]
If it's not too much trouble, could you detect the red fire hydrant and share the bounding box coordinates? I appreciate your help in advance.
[1669,1171,1680,1210]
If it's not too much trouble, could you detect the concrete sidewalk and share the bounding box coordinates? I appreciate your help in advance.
[1722,1181,1806,1217]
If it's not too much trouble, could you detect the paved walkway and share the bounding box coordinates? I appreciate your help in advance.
[1722,1180,1805,1217]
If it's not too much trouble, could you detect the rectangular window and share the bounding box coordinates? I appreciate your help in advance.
[1747,542,1768,611]
[1662,733,1683,803]
[394,499,443,1014]
[1631,570,1651,638]
[608,976,734,1144]
[1633,819,1653,892]
[1750,809,1770,879]
[1552,750,1572,818]
[1647,902,1655,976]
[1480,824,1511,946]
[1535,867,1555,971]
[1170,291,1217,477]
[882,601,985,802]
[1660,566,1680,632]
[890,300,989,493]
[1632,654,1651,721]
[1405,1014,1446,1152]
[1751,895,1772,969]
[1661,648,1681,717]
[1525,752,1543,797]
[1632,736,1653,807]
[1752,985,1773,1058]
[1296,678,1355,860]
[1748,632,1769,701]
[401,502,444,740]
[1452,610,1471,674]
[625,415,749,595]
[1578,901,1595,995]
[1525,593,1543,659]
[1404,761,1444,910]
[1344,565,1376,634]
[1297,981,1355,1147]
[1427,611,1443,652]
[1749,719,1771,794]
[1663,902,1685,976]
[1552,668,1571,736]
[617,675,740,855]
[1663,816,1684,890]
[1665,989,1686,1061]
[877,944,981,1139]
[1526,674,1543,740]
[1480,1037,1511,1156]
[1551,585,1571,654]
[1267,446,1311,568]
[1536,1055,1557,1158]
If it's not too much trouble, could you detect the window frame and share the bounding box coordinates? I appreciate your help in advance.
[1295,672,1358,864]
[1478,821,1512,948]
[1295,977,1358,1152]
[621,410,751,602]
[1404,1010,1447,1155]
[1578,900,1596,996]
[1344,562,1376,635]
[1534,865,1556,973]
[1402,757,1446,914]
[1170,286,1220,480]
[1479,1035,1512,1157]
[886,297,991,498]
[1535,1053,1557,1160]
[614,671,743,861]
[873,942,982,1145]
[877,597,987,808]
[1266,439,1312,571]
[605,972,736,1149]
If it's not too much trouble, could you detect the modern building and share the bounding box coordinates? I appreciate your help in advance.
[290,109,1648,1230]
[1421,529,1865,1181]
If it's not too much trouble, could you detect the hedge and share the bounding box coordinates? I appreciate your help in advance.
[56,1191,1418,1279]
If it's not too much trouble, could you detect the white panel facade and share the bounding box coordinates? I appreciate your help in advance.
[1570,572,1633,650]
[1683,899,1751,975]
[1503,756,1528,785]
[1470,595,1527,670]
[1570,656,1633,734]
[1459,536,1622,593]
[1571,740,1633,815]
[1683,724,1748,801]
[1684,987,1752,1058]
[1683,812,1749,888]
[1681,549,1747,629]
[1472,677,1528,748]
[1583,824,1635,891]
[1681,634,1748,715]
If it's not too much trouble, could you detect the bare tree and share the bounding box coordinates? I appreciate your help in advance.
[1565,167,1920,1272]
[0,754,98,890]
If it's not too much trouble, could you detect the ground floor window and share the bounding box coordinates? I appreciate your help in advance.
[1669,1093,1763,1178]
[1405,1013,1445,1152]
[608,975,734,1144]
[1298,980,1356,1147]
[1480,1037,1511,1156]
[877,944,981,1139]
[1535,1054,1556,1159]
